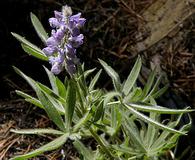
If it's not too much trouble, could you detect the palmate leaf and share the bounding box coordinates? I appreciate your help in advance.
[99,59,121,91]
[11,32,48,61]
[11,133,69,160]
[30,12,48,43]
[14,67,66,113]
[122,56,142,96]
[10,128,64,135]
[123,115,146,152]
[150,114,191,152]
[123,104,186,135]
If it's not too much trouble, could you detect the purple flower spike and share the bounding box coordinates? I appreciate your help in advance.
[43,5,86,75]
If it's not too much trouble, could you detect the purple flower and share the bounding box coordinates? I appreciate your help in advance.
[49,18,60,28]
[68,34,84,48]
[54,11,63,19]
[66,59,76,75]
[42,46,57,56]
[51,62,63,75]
[42,5,86,75]
[65,44,76,58]
[53,27,66,41]
[46,37,59,46]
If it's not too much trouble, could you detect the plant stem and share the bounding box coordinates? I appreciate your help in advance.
[89,128,114,159]
[107,101,120,106]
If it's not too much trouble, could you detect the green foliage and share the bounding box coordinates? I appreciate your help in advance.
[11,13,193,160]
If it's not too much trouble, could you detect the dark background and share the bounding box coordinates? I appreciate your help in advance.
[0,0,65,99]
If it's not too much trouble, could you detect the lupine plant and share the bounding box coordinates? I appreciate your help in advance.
[10,5,193,160]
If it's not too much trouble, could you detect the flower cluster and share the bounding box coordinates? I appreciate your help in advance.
[42,5,86,75]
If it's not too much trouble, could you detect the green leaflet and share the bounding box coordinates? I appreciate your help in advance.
[99,59,121,91]
[123,104,186,135]
[122,56,142,96]
[30,12,48,43]
[65,79,76,131]
[36,88,66,132]
[10,128,64,135]
[73,140,95,160]
[11,32,48,61]
[89,69,102,91]
[16,90,44,109]
[126,103,193,114]
[10,133,68,160]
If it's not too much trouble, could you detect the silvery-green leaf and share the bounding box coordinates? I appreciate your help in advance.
[122,56,142,95]
[65,79,76,131]
[13,67,37,91]
[14,69,66,114]
[73,110,91,132]
[16,90,44,109]
[10,133,68,160]
[93,100,104,122]
[111,145,140,155]
[123,104,186,135]
[140,68,156,100]
[36,89,66,132]
[143,75,163,102]
[123,87,142,103]
[11,32,48,61]
[21,44,48,61]
[56,77,66,98]
[104,91,121,106]
[44,66,58,94]
[126,103,193,114]
[10,128,64,135]
[89,69,102,91]
[38,82,66,104]
[152,84,169,99]
[73,140,95,160]
[83,68,96,79]
[30,12,48,43]
[123,115,146,152]
[99,59,121,91]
